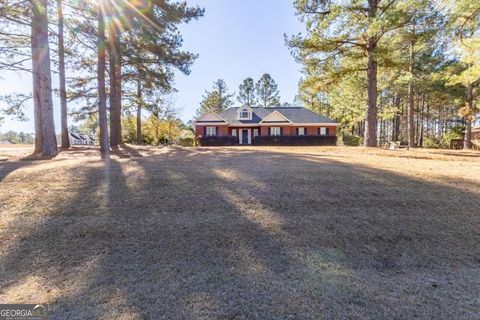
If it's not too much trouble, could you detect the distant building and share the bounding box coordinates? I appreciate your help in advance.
[57,132,96,145]
[472,125,480,149]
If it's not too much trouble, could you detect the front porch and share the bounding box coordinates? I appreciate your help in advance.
[198,134,337,146]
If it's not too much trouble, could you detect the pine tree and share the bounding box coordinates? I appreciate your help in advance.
[238,77,256,106]
[1,0,57,156]
[195,79,234,116]
[287,0,422,146]
[446,0,480,149]
[256,74,280,107]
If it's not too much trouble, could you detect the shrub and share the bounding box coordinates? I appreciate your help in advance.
[178,137,196,147]
[423,136,445,149]
[340,134,363,146]
[423,127,464,149]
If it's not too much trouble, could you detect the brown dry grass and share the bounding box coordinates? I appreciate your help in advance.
[0,145,479,319]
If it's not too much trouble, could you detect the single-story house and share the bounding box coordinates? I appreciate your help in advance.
[194,105,338,146]
[69,132,96,145]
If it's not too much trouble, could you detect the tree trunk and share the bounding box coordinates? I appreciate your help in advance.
[108,46,118,148]
[32,42,42,154]
[407,38,415,148]
[364,0,378,147]
[365,38,378,147]
[464,83,473,149]
[97,2,109,158]
[108,24,122,148]
[136,79,142,145]
[31,0,57,157]
[418,93,425,147]
[393,94,401,141]
[115,50,122,143]
[58,0,69,149]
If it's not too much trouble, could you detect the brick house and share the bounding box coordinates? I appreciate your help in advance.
[194,105,338,146]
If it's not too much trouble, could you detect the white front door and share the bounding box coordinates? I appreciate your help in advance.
[239,129,251,144]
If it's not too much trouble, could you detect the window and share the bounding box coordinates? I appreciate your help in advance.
[319,127,327,136]
[298,127,305,136]
[232,129,237,136]
[206,127,216,136]
[270,127,281,136]
[253,128,259,137]
[239,109,250,119]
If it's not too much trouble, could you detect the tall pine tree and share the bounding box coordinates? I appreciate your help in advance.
[287,0,422,146]
[256,74,280,107]
[238,77,256,106]
[196,79,234,116]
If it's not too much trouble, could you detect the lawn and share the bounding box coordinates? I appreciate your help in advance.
[0,145,479,319]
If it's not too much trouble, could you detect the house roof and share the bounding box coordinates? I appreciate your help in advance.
[69,132,96,141]
[203,106,337,125]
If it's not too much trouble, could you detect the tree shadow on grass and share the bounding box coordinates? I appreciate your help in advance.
[0,147,479,319]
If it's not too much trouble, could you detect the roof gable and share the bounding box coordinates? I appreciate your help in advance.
[238,104,253,112]
[259,110,292,123]
[195,111,228,124]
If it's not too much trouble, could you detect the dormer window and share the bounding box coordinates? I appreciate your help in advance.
[238,106,252,120]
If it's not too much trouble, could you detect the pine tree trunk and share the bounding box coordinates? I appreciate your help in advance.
[31,0,57,157]
[108,25,122,148]
[464,83,473,149]
[32,47,42,154]
[407,37,416,148]
[115,51,122,143]
[419,94,425,147]
[108,47,118,148]
[58,0,69,149]
[393,94,401,141]
[97,3,109,158]
[365,38,378,147]
[364,0,378,147]
[136,80,142,145]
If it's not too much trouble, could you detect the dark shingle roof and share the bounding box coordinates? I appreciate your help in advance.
[218,106,337,125]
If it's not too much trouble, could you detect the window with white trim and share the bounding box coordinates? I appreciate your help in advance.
[298,127,305,136]
[239,109,251,119]
[206,127,216,136]
[270,127,281,136]
[253,128,259,137]
[319,127,327,136]
[232,129,237,136]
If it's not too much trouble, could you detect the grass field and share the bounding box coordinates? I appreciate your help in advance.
[0,145,479,319]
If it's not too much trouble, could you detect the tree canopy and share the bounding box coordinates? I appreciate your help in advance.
[195,79,235,117]
[256,73,280,107]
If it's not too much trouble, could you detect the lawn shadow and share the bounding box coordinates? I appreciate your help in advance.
[0,159,43,182]
[0,147,479,319]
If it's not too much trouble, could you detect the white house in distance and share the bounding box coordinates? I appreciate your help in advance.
[57,132,96,146]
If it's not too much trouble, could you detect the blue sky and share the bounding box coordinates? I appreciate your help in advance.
[0,0,304,133]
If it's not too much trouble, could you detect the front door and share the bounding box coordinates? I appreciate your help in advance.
[241,129,249,144]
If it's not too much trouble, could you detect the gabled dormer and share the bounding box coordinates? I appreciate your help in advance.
[237,104,253,120]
